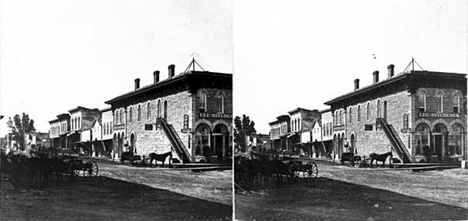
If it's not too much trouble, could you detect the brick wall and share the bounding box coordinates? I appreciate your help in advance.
[346,90,411,157]
[126,90,192,159]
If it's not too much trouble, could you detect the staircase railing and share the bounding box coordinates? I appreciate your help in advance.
[158,118,191,163]
[377,118,412,163]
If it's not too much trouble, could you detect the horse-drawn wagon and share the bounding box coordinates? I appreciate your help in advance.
[286,159,319,180]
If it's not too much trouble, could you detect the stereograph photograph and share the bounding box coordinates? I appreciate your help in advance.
[1,0,467,221]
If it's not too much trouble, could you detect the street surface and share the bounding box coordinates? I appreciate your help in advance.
[235,160,468,221]
[0,160,232,221]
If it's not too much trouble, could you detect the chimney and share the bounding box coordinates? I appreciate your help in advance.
[153,70,160,84]
[134,78,140,90]
[354,79,360,91]
[387,64,395,78]
[168,64,175,78]
[373,71,379,83]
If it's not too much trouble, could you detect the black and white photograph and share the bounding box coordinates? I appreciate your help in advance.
[1,0,468,220]
[233,0,468,220]
[0,0,233,220]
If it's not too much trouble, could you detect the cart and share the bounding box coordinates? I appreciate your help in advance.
[66,157,99,177]
[286,159,318,181]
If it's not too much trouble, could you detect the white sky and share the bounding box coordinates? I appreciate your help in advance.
[0,0,233,136]
[1,1,467,137]
[233,0,468,134]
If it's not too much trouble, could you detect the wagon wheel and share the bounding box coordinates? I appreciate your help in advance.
[304,162,318,180]
[86,161,98,177]
[288,164,299,179]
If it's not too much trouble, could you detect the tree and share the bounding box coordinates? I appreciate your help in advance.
[6,113,36,151]
[234,114,256,152]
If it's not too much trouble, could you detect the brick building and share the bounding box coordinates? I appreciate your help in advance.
[324,63,467,163]
[105,61,232,163]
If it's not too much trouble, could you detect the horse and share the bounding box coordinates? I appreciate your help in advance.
[340,152,362,166]
[369,151,393,168]
[149,151,173,167]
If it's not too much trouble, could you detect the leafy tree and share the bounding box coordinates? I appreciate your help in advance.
[6,113,35,151]
[234,114,256,152]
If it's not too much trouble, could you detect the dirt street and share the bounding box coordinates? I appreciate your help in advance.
[0,160,232,221]
[235,160,468,221]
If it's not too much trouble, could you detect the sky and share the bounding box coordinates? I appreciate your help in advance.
[1,1,467,137]
[0,0,233,136]
[233,0,468,134]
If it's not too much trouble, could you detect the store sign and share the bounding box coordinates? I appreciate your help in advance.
[114,124,125,130]
[199,113,233,119]
[419,112,460,118]
[364,124,373,131]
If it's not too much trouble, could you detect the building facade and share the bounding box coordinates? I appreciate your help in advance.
[105,62,232,163]
[325,64,467,163]
[269,115,290,151]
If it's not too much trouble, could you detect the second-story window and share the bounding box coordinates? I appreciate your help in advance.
[377,100,381,118]
[366,103,370,121]
[349,107,352,124]
[147,102,151,120]
[137,105,141,121]
[199,93,207,113]
[77,117,80,129]
[128,107,132,123]
[120,109,124,124]
[418,92,426,112]
[437,92,444,113]
[218,94,225,113]
[157,100,161,118]
[357,105,361,122]
[453,94,460,113]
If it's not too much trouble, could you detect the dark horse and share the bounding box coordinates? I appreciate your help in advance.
[149,151,173,167]
[369,151,393,168]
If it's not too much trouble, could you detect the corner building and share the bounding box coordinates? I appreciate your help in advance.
[105,63,232,163]
[325,64,467,163]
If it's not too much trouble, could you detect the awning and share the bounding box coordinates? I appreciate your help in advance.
[287,133,299,138]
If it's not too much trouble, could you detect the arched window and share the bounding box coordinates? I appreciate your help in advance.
[366,103,370,121]
[418,92,426,112]
[147,102,152,120]
[128,107,133,123]
[341,110,344,125]
[137,105,141,121]
[377,100,381,118]
[164,101,168,119]
[437,92,444,113]
[199,92,207,113]
[218,94,225,113]
[415,123,430,155]
[157,100,161,118]
[449,124,464,156]
[115,110,118,124]
[120,109,124,124]
[349,107,352,124]
[357,105,361,122]
[453,94,460,113]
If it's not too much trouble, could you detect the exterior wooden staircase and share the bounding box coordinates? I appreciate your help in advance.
[377,118,412,163]
[157,118,191,163]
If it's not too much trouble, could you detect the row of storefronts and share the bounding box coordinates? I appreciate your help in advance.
[269,63,467,163]
[49,60,232,163]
